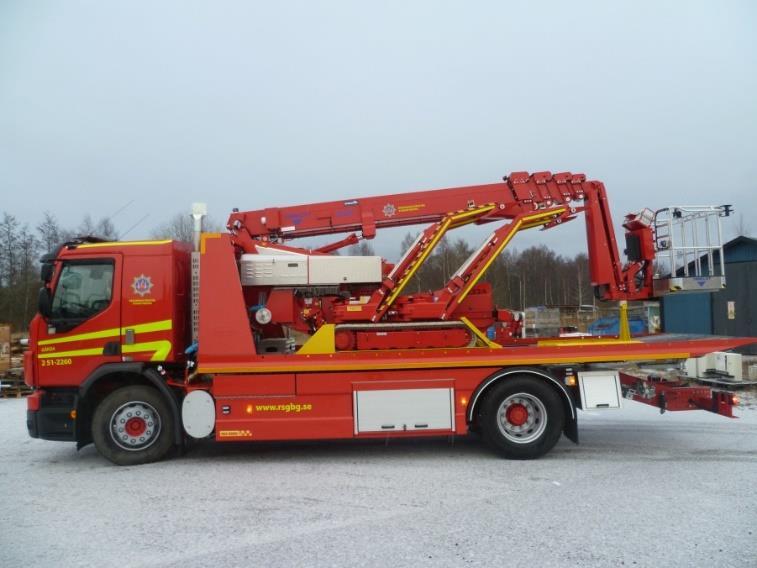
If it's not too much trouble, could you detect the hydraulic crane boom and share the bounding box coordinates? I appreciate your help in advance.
[228,171,656,303]
[228,172,587,240]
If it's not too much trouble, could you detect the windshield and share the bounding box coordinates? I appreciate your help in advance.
[50,261,114,322]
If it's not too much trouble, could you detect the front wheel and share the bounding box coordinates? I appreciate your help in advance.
[479,376,565,460]
[92,386,176,466]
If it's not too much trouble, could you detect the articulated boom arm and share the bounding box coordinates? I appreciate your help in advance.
[228,172,659,308]
[227,172,589,243]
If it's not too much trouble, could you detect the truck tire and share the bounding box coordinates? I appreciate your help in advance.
[479,376,564,460]
[92,385,175,466]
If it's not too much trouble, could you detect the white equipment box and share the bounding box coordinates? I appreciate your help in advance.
[353,388,455,434]
[683,355,709,379]
[578,371,622,409]
[713,352,742,380]
[240,253,383,286]
[683,352,742,381]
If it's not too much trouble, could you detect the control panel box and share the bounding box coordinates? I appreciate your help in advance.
[240,254,383,286]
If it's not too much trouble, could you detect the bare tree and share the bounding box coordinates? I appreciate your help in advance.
[0,213,19,288]
[399,232,423,291]
[37,211,62,253]
[151,213,221,242]
[347,241,376,256]
[573,253,591,305]
[0,213,33,328]
[78,214,96,236]
[400,232,418,255]
[96,217,118,240]
[73,214,119,240]
[17,225,39,325]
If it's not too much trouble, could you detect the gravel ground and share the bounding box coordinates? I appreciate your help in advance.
[1,395,756,568]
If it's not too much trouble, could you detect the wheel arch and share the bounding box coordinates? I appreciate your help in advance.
[76,363,183,448]
[467,367,578,444]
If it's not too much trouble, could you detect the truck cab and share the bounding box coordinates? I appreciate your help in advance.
[26,239,191,451]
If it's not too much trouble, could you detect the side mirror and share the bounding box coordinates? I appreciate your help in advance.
[38,287,53,319]
[40,262,54,284]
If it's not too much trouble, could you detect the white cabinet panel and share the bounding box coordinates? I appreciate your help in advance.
[355,388,454,433]
[240,254,383,286]
[578,371,622,409]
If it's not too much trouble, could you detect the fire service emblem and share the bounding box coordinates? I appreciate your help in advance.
[382,203,397,217]
[131,274,154,297]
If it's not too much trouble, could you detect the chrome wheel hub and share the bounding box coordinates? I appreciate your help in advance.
[496,393,547,444]
[110,401,161,451]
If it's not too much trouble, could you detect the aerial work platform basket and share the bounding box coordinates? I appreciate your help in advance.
[652,205,731,295]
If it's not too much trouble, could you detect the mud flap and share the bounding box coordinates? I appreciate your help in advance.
[564,416,579,444]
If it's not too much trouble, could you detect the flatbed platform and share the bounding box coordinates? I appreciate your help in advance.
[198,334,757,374]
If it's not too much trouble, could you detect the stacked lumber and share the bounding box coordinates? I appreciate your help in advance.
[0,370,30,398]
[0,328,31,398]
[0,324,9,372]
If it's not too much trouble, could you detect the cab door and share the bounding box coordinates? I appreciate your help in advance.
[36,254,123,387]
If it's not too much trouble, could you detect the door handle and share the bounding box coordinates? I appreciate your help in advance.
[103,341,121,356]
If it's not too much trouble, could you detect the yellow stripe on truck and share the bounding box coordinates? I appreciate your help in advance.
[38,347,105,359]
[126,320,173,335]
[76,240,172,249]
[38,319,173,346]
[36,319,173,361]
[37,341,172,361]
[38,327,120,346]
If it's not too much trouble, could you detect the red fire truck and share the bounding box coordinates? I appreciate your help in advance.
[25,171,753,465]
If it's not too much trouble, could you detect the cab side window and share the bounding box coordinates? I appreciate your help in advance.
[51,261,114,324]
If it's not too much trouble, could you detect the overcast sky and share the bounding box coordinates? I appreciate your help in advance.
[1,1,755,259]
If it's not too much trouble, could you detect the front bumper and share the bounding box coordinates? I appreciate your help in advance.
[27,389,77,442]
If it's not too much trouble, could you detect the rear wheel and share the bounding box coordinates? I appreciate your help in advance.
[479,376,565,459]
[92,386,175,466]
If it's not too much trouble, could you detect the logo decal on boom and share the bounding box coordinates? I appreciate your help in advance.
[131,274,154,297]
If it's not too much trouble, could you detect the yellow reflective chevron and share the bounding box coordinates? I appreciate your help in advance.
[122,341,173,361]
[38,319,172,346]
